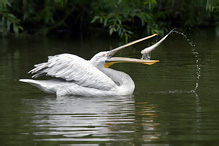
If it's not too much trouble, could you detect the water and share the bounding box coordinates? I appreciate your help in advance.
[0,28,219,145]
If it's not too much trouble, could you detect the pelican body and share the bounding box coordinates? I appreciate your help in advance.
[20,34,159,96]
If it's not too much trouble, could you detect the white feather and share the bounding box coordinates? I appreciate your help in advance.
[25,53,119,94]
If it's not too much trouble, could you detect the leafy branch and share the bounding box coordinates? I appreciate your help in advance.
[0,1,23,36]
[92,14,133,42]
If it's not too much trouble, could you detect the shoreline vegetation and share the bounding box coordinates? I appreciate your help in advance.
[0,0,218,40]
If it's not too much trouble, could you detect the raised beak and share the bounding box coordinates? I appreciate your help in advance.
[105,57,159,68]
[108,33,158,57]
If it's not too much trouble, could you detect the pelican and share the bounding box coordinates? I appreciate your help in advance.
[20,34,159,96]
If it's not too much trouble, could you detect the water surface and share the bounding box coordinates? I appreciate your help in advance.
[0,28,219,145]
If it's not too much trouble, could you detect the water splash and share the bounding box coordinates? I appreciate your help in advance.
[141,52,151,60]
[171,30,196,47]
[142,28,201,92]
[172,29,200,92]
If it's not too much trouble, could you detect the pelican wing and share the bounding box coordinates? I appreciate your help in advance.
[29,54,116,90]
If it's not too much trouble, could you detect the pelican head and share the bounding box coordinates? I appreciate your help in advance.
[90,33,159,68]
[89,51,110,67]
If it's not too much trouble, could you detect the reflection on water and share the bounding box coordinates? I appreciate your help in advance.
[20,91,206,144]
[23,95,162,142]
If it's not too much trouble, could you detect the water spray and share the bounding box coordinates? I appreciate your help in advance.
[141,28,200,92]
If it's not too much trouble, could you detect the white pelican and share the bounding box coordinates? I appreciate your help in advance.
[20,34,159,96]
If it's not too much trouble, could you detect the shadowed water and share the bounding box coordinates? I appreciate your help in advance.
[0,28,219,145]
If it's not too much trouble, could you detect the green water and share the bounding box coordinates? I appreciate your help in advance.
[0,28,219,145]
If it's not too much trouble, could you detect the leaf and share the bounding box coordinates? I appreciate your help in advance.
[23,12,29,20]
[17,26,23,31]
[6,1,11,7]
[117,19,122,25]
[91,16,100,23]
[109,28,114,35]
[127,30,133,34]
[6,19,11,31]
[104,18,108,26]
[13,23,19,35]
[100,17,103,23]
[2,16,5,24]
[7,13,16,19]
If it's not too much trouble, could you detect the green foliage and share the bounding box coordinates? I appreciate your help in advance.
[0,0,218,38]
[0,0,23,36]
[91,0,165,41]
[182,0,217,27]
[92,0,218,40]
[13,0,70,35]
